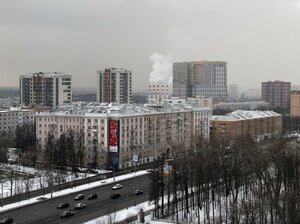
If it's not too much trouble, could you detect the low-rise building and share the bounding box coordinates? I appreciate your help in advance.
[209,110,282,142]
[187,97,213,109]
[215,101,269,111]
[0,107,35,138]
[36,103,211,169]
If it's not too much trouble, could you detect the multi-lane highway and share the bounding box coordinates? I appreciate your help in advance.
[0,174,151,224]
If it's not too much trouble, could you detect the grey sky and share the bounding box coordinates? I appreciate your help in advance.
[0,0,300,91]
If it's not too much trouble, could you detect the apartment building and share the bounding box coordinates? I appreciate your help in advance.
[36,103,211,169]
[97,68,132,104]
[291,91,300,118]
[20,72,72,108]
[173,61,227,102]
[0,107,34,138]
[261,80,291,112]
[209,110,282,142]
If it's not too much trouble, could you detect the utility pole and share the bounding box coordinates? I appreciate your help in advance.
[1,181,3,207]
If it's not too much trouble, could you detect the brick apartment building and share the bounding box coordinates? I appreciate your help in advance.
[291,91,300,118]
[209,110,282,142]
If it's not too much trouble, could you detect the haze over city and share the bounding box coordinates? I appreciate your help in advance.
[1,0,300,90]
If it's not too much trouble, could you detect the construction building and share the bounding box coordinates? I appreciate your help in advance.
[173,61,227,103]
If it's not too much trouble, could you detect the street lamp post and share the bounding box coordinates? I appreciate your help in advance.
[133,160,137,206]
[111,166,115,182]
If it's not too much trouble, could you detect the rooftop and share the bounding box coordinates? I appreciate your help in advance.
[20,72,71,78]
[36,102,211,117]
[209,110,281,121]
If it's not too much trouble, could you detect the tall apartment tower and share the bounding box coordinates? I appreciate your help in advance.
[97,68,132,104]
[261,80,291,111]
[173,61,227,102]
[20,72,72,108]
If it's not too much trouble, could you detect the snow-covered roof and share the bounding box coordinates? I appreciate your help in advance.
[209,110,281,121]
[36,102,211,118]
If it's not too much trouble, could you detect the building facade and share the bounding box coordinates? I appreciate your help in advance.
[209,110,282,142]
[97,68,132,104]
[36,103,211,169]
[0,108,34,138]
[20,72,72,108]
[187,97,213,109]
[291,91,300,118]
[148,84,170,103]
[173,61,227,102]
[261,81,291,112]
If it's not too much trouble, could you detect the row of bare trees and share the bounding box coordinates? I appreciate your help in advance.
[0,123,36,164]
[43,130,84,171]
[150,135,300,224]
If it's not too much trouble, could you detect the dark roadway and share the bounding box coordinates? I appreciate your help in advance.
[0,174,151,224]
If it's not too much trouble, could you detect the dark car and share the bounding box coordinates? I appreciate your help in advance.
[74,194,84,201]
[74,203,86,210]
[87,193,98,200]
[133,190,143,195]
[60,211,74,218]
[36,196,47,201]
[111,193,121,199]
[88,169,98,174]
[0,217,13,224]
[57,202,70,209]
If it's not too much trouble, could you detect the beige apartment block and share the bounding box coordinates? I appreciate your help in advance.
[36,103,211,169]
[0,107,34,138]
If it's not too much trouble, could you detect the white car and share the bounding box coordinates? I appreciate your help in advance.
[112,184,123,190]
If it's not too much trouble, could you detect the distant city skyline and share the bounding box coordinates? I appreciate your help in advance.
[1,0,300,91]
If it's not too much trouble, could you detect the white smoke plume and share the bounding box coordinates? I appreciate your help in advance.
[149,53,173,84]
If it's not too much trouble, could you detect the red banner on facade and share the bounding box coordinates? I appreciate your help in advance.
[109,120,119,152]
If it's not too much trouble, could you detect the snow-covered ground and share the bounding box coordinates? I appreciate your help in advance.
[0,170,148,213]
[0,163,110,198]
[85,200,155,224]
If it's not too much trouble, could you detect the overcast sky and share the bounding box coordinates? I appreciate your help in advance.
[1,0,300,91]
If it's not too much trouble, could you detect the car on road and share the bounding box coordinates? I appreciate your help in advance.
[57,202,70,209]
[110,193,121,199]
[60,211,74,218]
[36,196,47,201]
[0,217,13,224]
[74,203,86,210]
[112,184,123,190]
[74,193,84,201]
[88,168,98,174]
[133,190,143,195]
[87,193,98,200]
